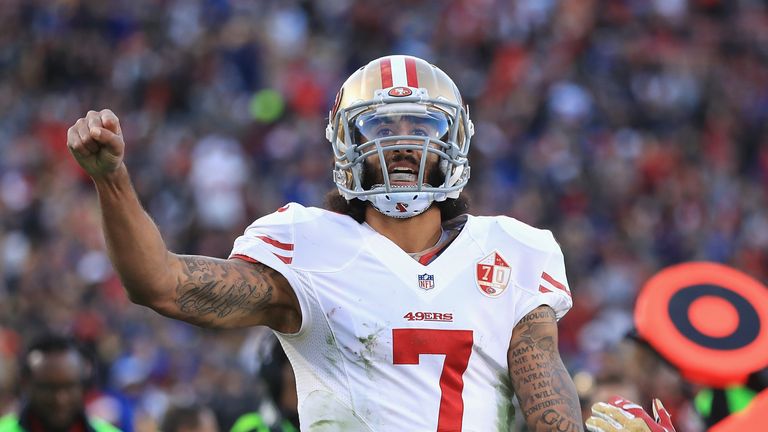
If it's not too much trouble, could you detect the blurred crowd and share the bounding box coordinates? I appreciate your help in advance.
[2,0,768,430]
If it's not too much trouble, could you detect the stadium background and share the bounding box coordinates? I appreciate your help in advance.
[1,0,766,430]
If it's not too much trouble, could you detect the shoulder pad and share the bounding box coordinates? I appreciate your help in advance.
[471,215,558,253]
[235,204,365,272]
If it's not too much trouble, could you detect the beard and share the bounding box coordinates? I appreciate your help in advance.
[361,153,444,190]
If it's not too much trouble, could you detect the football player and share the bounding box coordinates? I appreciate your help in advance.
[67,55,581,431]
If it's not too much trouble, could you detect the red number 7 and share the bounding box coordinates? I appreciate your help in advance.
[392,329,473,431]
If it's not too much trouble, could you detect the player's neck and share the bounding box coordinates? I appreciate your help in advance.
[365,205,442,254]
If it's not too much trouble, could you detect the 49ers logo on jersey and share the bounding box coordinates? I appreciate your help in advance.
[403,311,453,322]
[476,251,511,298]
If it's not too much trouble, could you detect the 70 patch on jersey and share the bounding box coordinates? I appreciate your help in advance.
[476,251,511,298]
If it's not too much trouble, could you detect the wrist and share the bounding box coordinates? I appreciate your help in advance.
[92,163,130,191]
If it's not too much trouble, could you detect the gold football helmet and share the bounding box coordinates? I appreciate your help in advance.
[325,55,474,218]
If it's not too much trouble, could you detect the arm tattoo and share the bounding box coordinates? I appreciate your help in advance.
[509,306,583,432]
[174,256,274,326]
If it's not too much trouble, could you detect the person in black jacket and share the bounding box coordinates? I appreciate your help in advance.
[0,334,119,432]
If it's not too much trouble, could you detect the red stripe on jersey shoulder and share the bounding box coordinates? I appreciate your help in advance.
[538,285,552,294]
[380,58,393,88]
[231,253,292,265]
[404,57,419,87]
[231,254,258,263]
[542,272,567,290]
[273,253,293,264]
[257,235,294,251]
[541,272,570,296]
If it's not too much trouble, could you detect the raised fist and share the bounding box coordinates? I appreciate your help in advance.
[66,109,125,179]
[586,396,676,432]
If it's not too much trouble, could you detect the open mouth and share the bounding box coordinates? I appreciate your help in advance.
[389,167,418,183]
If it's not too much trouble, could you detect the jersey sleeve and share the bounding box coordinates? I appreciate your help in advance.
[228,203,310,336]
[514,230,573,323]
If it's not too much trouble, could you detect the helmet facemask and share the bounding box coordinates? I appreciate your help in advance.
[327,87,473,218]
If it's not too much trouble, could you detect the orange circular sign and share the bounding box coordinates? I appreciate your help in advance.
[635,262,768,387]
[688,295,739,338]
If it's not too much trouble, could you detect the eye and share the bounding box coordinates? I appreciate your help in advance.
[411,127,430,137]
[376,128,394,137]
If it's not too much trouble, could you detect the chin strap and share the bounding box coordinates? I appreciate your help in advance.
[365,187,446,219]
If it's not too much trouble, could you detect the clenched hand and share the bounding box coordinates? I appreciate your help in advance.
[66,109,125,179]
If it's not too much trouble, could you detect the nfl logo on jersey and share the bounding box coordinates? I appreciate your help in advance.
[418,273,435,290]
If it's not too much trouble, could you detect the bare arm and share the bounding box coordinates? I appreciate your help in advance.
[167,254,298,331]
[67,109,300,332]
[508,305,583,431]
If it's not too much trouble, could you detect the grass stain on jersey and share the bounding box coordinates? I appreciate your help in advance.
[358,334,377,353]
[356,335,375,371]
[310,420,336,428]
[324,333,338,366]
[356,328,385,376]
[304,409,369,431]
[495,371,515,431]
[303,390,375,431]
[309,419,362,431]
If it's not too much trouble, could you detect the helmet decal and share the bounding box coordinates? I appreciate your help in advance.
[379,56,419,88]
[380,57,393,88]
[388,87,413,97]
[330,88,344,119]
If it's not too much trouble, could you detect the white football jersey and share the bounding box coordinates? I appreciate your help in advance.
[230,203,572,432]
